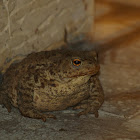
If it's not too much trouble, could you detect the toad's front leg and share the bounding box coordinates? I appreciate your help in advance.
[74,75,104,118]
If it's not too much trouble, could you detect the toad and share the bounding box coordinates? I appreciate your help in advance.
[0,49,104,121]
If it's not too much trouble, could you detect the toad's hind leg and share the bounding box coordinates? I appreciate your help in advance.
[0,88,12,112]
[73,75,104,118]
[17,86,56,122]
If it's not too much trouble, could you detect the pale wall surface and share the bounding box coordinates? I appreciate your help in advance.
[0,0,94,73]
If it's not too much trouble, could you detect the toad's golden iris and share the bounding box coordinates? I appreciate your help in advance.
[72,59,81,66]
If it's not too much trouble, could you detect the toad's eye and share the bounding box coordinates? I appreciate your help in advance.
[72,59,81,66]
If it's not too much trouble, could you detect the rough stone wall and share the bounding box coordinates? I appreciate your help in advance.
[0,0,94,73]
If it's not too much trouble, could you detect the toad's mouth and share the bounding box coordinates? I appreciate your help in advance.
[67,65,100,78]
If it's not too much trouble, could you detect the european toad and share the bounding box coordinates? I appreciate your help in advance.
[0,49,104,121]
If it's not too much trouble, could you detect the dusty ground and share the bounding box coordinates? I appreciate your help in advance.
[0,0,140,139]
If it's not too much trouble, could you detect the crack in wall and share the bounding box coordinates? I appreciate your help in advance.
[3,0,12,38]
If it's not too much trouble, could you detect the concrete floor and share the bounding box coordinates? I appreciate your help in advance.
[0,0,140,139]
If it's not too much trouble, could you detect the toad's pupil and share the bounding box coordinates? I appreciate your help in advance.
[74,60,81,64]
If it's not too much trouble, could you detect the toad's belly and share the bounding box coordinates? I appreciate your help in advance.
[33,90,89,111]
[33,75,91,111]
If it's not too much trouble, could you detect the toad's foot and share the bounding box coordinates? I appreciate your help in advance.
[19,108,56,122]
[73,101,99,118]
[77,105,99,118]
[0,95,12,113]
[3,100,12,113]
